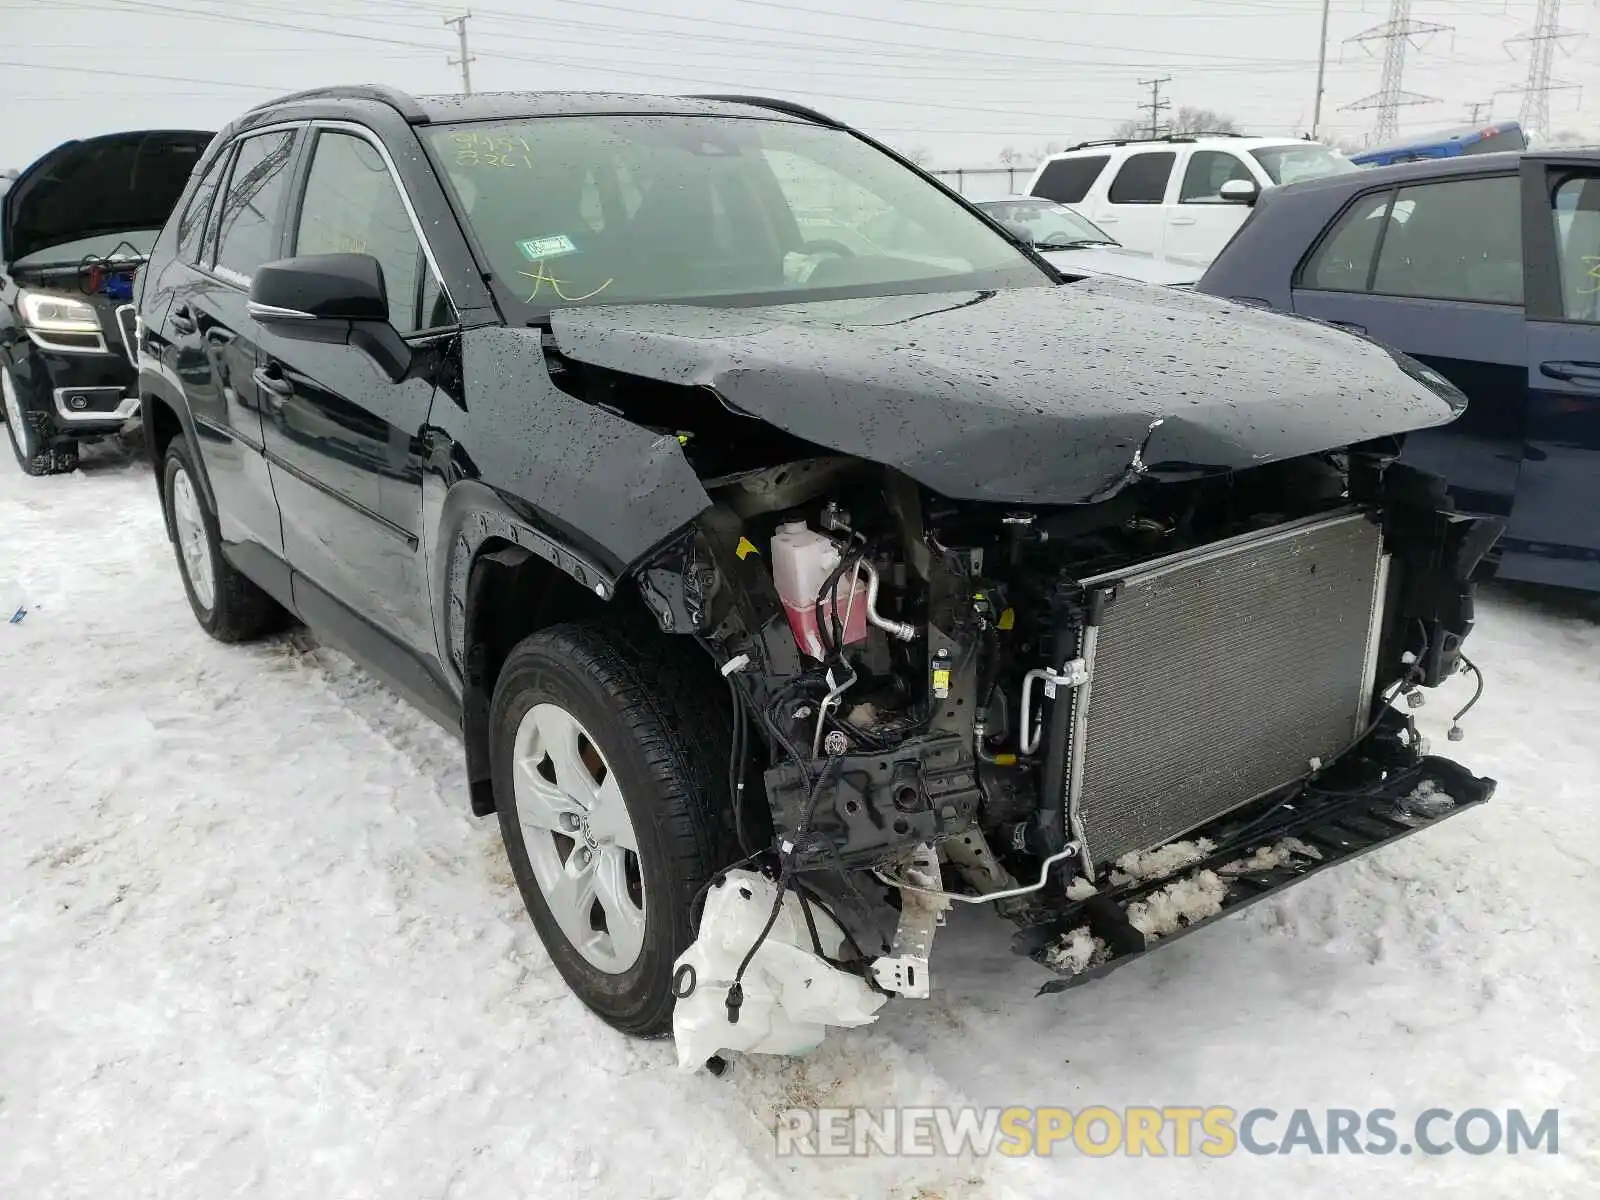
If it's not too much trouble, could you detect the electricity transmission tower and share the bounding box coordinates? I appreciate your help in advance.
[1341,0,1451,143]
[1501,0,1583,140]
[1137,77,1172,138]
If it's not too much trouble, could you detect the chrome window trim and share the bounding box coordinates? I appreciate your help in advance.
[302,120,457,317]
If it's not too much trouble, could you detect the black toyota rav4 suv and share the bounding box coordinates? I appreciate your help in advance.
[133,85,1500,1062]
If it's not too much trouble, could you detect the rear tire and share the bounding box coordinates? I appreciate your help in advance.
[490,621,735,1037]
[2,366,77,477]
[161,435,287,642]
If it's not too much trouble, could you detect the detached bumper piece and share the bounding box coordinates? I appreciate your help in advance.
[1013,755,1495,994]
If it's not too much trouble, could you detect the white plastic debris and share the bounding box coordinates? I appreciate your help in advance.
[1065,875,1098,901]
[1219,836,1322,875]
[1107,838,1217,886]
[1044,925,1110,975]
[1126,870,1228,942]
[1400,779,1456,818]
[671,870,886,1070]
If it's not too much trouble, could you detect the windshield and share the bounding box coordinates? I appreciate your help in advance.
[976,199,1116,249]
[11,229,157,270]
[1249,143,1360,186]
[425,115,1046,312]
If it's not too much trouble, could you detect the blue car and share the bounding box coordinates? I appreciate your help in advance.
[1197,149,1600,591]
[1348,121,1526,168]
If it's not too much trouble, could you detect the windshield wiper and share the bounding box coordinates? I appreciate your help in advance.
[1037,238,1118,250]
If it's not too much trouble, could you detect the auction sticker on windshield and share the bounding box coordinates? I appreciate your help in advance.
[517,234,578,260]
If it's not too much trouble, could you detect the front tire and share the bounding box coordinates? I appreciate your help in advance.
[490,622,735,1037]
[2,366,77,477]
[161,435,286,642]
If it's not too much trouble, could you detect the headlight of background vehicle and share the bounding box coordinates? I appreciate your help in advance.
[18,289,102,334]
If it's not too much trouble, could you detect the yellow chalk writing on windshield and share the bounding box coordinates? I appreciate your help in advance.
[520,262,613,304]
[450,131,533,169]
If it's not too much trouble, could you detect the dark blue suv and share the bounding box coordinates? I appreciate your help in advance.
[1198,149,1600,591]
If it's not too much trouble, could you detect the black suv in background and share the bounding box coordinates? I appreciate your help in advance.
[2,130,213,474]
[132,85,1497,1060]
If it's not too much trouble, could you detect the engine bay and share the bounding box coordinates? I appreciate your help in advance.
[634,437,1503,1069]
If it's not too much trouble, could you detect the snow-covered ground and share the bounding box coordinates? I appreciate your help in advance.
[2,440,1597,1199]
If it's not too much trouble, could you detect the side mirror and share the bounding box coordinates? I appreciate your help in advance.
[248,253,411,383]
[1219,178,1260,206]
[249,253,389,323]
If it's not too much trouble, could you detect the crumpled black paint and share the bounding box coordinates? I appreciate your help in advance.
[550,276,1468,506]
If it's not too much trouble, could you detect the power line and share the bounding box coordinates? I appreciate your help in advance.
[1341,0,1452,142]
[1136,76,1172,137]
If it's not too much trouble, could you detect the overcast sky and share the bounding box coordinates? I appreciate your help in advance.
[2,0,1595,170]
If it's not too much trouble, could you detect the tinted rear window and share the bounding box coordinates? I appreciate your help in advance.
[1108,152,1176,205]
[1031,155,1108,204]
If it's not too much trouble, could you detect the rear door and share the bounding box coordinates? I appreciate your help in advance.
[1290,171,1528,523]
[1090,151,1176,255]
[1509,157,1600,586]
[258,123,454,662]
[162,127,302,580]
[1167,147,1256,263]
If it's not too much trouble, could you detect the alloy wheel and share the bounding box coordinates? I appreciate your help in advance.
[511,702,647,974]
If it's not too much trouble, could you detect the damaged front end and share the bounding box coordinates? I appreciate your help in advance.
[628,445,1498,1070]
[540,292,1502,1071]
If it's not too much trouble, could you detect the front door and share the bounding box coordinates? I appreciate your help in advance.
[1166,148,1254,264]
[1509,158,1600,587]
[258,125,454,663]
[1290,172,1529,524]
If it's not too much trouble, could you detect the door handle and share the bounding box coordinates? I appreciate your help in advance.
[1539,360,1600,385]
[1096,216,1120,224]
[1169,217,1197,226]
[170,305,196,335]
[251,365,293,399]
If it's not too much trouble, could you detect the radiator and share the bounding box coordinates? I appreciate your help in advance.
[1064,509,1389,871]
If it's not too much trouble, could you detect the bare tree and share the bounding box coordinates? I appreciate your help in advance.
[997,145,1024,166]
[1113,106,1240,140]
[901,144,933,167]
[1169,106,1239,134]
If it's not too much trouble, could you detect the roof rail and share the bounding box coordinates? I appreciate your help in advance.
[248,85,431,125]
[688,94,839,127]
[1060,130,1247,153]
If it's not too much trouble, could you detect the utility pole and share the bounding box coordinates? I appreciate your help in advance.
[1311,0,1332,138]
[1502,0,1583,140]
[1137,76,1171,138]
[445,12,475,95]
[1464,100,1493,123]
[1341,0,1451,143]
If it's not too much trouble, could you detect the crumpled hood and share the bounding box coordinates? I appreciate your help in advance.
[2,129,214,266]
[1037,245,1202,287]
[549,277,1467,505]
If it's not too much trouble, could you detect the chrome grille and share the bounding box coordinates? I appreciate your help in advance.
[1066,510,1388,869]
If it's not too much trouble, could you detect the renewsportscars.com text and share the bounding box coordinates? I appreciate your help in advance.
[774,1105,1560,1158]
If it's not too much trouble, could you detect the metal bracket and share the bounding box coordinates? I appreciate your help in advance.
[1019,657,1090,755]
[870,844,948,999]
